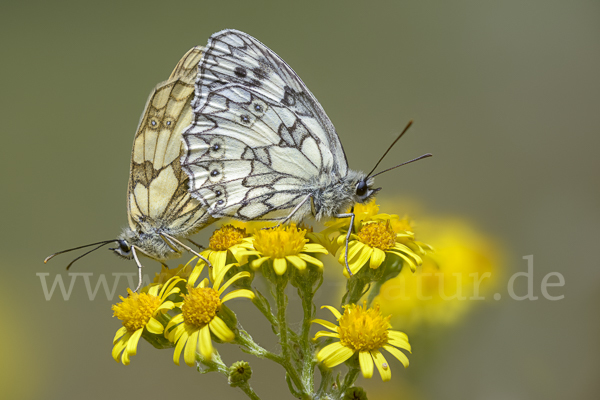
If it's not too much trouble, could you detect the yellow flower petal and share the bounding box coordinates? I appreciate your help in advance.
[371,349,391,381]
[199,325,214,359]
[188,263,205,286]
[121,349,130,365]
[158,276,183,299]
[173,330,188,366]
[112,335,129,362]
[387,251,417,272]
[321,305,342,319]
[209,316,235,342]
[359,351,374,378]
[166,314,184,332]
[146,317,164,335]
[221,289,255,303]
[348,246,373,275]
[125,328,143,357]
[273,258,287,275]
[250,256,270,270]
[370,248,386,269]
[383,344,410,367]
[338,241,364,264]
[184,329,199,367]
[388,330,408,341]
[317,342,355,368]
[311,318,339,332]
[313,330,340,339]
[212,262,237,290]
[299,253,323,268]
[148,285,161,297]
[219,271,252,295]
[387,336,411,353]
[210,250,228,271]
[303,243,328,254]
[286,255,307,270]
[113,326,128,344]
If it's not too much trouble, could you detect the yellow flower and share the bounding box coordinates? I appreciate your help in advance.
[111,277,183,365]
[338,220,424,277]
[200,225,249,278]
[241,224,328,275]
[147,262,193,287]
[324,199,398,234]
[375,218,503,329]
[312,302,411,381]
[166,262,254,366]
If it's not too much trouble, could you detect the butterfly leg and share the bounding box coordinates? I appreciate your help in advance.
[187,238,206,251]
[131,246,145,292]
[334,209,355,277]
[271,193,313,229]
[161,233,212,270]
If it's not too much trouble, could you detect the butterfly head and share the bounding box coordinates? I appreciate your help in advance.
[311,170,380,220]
[110,238,133,259]
[114,227,185,261]
[354,175,380,204]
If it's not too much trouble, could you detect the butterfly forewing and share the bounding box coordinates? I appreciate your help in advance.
[182,29,349,222]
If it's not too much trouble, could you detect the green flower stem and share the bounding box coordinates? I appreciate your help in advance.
[252,289,279,326]
[343,275,369,305]
[316,363,333,398]
[275,275,307,397]
[298,283,316,393]
[285,374,303,399]
[237,382,261,400]
[198,351,229,376]
[337,365,360,396]
[235,328,282,364]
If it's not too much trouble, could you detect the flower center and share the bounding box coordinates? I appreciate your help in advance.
[181,287,221,327]
[357,221,396,251]
[112,290,161,332]
[209,225,247,251]
[337,302,390,352]
[253,224,307,258]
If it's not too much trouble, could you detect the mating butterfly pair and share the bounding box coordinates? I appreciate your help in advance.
[46,30,430,289]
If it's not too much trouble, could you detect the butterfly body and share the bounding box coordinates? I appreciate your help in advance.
[182,30,380,226]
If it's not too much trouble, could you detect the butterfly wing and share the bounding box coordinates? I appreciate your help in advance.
[127,46,213,235]
[182,30,348,221]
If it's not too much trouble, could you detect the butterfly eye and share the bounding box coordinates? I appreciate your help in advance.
[118,240,131,254]
[355,180,368,198]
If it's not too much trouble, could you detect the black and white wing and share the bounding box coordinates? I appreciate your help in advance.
[181,29,348,221]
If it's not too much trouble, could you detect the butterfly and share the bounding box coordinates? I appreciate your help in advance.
[181,29,431,274]
[46,46,216,290]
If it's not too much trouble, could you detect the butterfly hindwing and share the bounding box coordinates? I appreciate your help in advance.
[182,29,349,221]
[128,47,212,235]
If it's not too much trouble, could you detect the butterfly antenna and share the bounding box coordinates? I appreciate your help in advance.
[366,120,414,178]
[370,153,433,178]
[44,240,116,267]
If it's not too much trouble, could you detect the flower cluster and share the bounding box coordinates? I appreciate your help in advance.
[110,201,443,399]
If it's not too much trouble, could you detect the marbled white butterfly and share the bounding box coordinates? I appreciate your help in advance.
[181,30,431,274]
[45,47,214,290]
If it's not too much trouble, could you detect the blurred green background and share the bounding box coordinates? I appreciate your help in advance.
[2,0,598,399]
